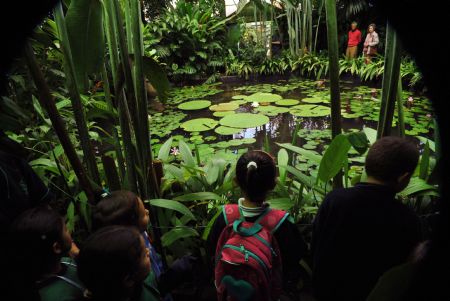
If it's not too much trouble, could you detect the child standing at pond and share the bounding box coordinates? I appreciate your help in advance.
[93,191,195,300]
[77,226,160,301]
[7,206,84,301]
[312,136,422,301]
[208,150,307,300]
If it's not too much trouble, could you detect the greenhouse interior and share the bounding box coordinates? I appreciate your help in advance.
[0,0,449,300]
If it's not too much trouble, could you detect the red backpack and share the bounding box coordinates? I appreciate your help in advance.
[214,204,289,301]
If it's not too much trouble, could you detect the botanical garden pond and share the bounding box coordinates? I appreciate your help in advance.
[149,77,434,165]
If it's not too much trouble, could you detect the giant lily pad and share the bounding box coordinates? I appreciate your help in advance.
[209,102,239,112]
[290,105,331,117]
[275,99,300,106]
[219,113,269,129]
[177,100,211,110]
[246,92,282,103]
[215,125,243,135]
[232,95,248,100]
[213,111,236,117]
[180,118,218,132]
[256,105,289,115]
[302,97,328,104]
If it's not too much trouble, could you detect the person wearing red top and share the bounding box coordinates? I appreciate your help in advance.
[346,21,362,59]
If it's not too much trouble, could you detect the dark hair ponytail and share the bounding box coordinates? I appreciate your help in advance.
[236,150,276,204]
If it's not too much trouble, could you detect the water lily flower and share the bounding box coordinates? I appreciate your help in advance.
[251,102,259,108]
[170,147,180,156]
[408,96,414,102]
[426,113,432,118]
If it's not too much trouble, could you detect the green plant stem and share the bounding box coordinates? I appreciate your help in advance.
[396,76,405,137]
[24,42,96,204]
[54,2,101,185]
[325,0,342,188]
[377,23,402,138]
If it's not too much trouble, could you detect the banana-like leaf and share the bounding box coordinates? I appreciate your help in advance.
[142,56,170,101]
[161,227,199,247]
[65,0,104,91]
[278,148,289,185]
[178,140,196,168]
[174,192,223,202]
[158,137,173,162]
[317,134,351,184]
[148,199,196,221]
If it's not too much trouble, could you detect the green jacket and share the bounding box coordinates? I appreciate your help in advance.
[38,257,85,301]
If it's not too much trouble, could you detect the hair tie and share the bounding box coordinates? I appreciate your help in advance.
[100,189,111,199]
[247,161,258,169]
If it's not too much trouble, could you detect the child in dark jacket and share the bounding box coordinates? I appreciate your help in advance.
[312,136,422,301]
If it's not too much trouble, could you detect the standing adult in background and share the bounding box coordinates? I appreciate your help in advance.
[346,21,362,59]
[363,23,379,63]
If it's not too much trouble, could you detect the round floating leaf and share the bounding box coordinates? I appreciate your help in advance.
[230,100,247,105]
[302,97,328,104]
[228,139,244,146]
[232,95,248,100]
[290,105,331,117]
[241,138,256,144]
[180,118,218,132]
[214,125,243,135]
[177,100,211,110]
[246,92,282,103]
[276,99,300,106]
[209,102,239,112]
[220,113,269,129]
[213,111,236,117]
[256,105,289,114]
[204,136,217,141]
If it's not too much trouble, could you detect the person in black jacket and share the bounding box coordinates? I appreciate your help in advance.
[312,136,422,301]
[208,150,308,299]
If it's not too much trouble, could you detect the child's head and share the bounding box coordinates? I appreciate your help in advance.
[236,150,277,204]
[77,226,150,300]
[93,190,149,232]
[365,136,419,191]
[9,206,72,279]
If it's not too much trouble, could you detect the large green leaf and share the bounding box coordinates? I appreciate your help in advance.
[161,227,199,247]
[267,198,294,210]
[398,177,437,196]
[174,192,223,202]
[181,118,218,132]
[219,113,269,129]
[142,56,171,101]
[363,127,377,145]
[276,143,322,164]
[157,137,173,161]
[346,131,369,154]
[317,134,351,183]
[65,0,104,91]
[178,140,196,167]
[178,100,211,110]
[148,199,196,220]
[278,148,289,185]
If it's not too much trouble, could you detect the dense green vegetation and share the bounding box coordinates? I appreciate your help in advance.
[1,0,438,264]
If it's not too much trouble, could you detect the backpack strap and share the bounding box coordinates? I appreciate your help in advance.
[258,209,290,234]
[222,204,242,225]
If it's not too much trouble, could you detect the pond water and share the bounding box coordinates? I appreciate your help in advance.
[149,77,434,162]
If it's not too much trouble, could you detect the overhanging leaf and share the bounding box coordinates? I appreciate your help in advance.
[317,134,351,183]
[65,0,104,91]
[161,227,199,247]
[143,56,171,101]
[174,192,223,202]
[148,199,196,220]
